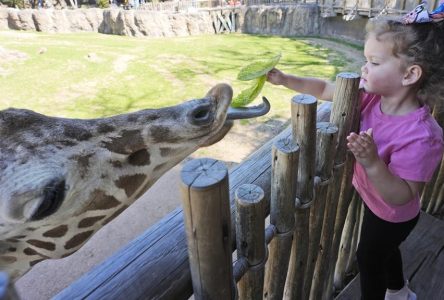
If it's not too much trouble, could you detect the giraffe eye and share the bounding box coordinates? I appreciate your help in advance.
[31,179,66,221]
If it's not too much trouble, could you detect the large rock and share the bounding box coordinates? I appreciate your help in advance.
[242,4,321,36]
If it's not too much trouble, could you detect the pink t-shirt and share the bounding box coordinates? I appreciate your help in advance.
[352,92,444,223]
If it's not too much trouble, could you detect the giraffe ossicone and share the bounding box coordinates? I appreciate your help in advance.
[0,83,270,281]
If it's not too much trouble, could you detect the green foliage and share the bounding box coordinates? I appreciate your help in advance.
[0,0,26,8]
[231,75,266,108]
[237,53,281,81]
[0,32,356,120]
[97,0,109,8]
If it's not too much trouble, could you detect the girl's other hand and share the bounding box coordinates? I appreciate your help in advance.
[267,68,285,85]
[347,128,379,168]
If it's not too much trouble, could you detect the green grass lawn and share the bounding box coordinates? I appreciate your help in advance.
[0,31,360,121]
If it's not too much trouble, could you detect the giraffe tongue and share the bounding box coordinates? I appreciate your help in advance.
[227,96,271,120]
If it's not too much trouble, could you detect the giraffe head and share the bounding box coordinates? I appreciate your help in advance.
[0,83,269,279]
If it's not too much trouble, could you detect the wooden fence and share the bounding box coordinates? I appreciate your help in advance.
[180,70,444,299]
[181,72,361,299]
[54,74,444,299]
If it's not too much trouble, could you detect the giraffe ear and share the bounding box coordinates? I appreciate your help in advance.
[402,64,422,86]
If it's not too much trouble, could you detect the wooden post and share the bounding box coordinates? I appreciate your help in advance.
[310,72,360,300]
[303,121,338,299]
[421,160,441,211]
[284,94,317,300]
[236,184,266,300]
[180,158,234,300]
[427,161,444,214]
[426,104,444,215]
[345,200,363,279]
[334,190,359,289]
[264,138,299,300]
[325,99,361,296]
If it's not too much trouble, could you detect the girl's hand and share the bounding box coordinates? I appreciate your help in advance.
[347,128,379,168]
[267,68,285,85]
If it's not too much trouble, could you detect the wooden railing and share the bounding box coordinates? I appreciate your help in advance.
[54,69,444,298]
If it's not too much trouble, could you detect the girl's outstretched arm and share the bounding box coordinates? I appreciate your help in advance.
[267,68,335,101]
[347,129,424,206]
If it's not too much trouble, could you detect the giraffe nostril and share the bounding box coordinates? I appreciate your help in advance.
[31,179,66,221]
[189,104,213,126]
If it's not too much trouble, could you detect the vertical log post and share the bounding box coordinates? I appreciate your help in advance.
[310,72,360,300]
[420,159,442,212]
[427,159,444,214]
[180,158,234,300]
[345,200,364,279]
[303,121,338,299]
[264,138,299,300]
[236,184,266,300]
[421,99,444,214]
[334,190,359,289]
[284,94,317,300]
[325,100,361,295]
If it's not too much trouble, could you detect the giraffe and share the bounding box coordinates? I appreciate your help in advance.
[0,83,270,284]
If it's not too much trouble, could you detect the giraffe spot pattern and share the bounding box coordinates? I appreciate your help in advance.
[30,259,46,266]
[159,147,186,158]
[102,130,145,154]
[58,140,78,147]
[23,247,39,256]
[64,230,94,250]
[83,190,122,211]
[61,251,76,258]
[63,124,93,141]
[102,205,129,226]
[128,149,151,166]
[111,160,123,168]
[153,162,168,173]
[26,239,56,251]
[0,255,17,264]
[97,123,116,134]
[43,225,68,238]
[150,125,180,143]
[78,216,106,228]
[115,174,147,197]
[75,153,94,179]
[6,239,19,243]
[10,235,26,239]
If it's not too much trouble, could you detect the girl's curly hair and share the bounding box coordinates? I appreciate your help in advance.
[366,17,444,108]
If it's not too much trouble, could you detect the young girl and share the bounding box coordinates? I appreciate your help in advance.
[267,16,444,300]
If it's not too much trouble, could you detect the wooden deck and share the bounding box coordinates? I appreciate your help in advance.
[336,212,444,300]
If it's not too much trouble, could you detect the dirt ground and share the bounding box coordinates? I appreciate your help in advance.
[13,38,364,299]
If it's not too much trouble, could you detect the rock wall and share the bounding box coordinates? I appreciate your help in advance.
[0,8,214,37]
[0,5,366,42]
[241,4,321,37]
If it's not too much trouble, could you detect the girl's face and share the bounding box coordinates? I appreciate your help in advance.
[360,33,407,96]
